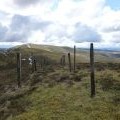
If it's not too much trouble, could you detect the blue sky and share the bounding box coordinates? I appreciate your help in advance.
[0,0,120,49]
[107,0,120,10]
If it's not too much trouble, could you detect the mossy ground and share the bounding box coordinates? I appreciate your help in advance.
[0,64,120,120]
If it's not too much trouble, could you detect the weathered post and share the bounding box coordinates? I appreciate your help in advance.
[74,45,76,72]
[43,57,46,66]
[31,55,34,73]
[60,56,63,66]
[60,57,62,66]
[90,43,95,97]
[63,55,66,66]
[68,53,72,72]
[34,58,37,71]
[40,57,43,69]
[45,57,48,65]
[31,55,37,72]
[17,53,21,88]
[43,57,46,71]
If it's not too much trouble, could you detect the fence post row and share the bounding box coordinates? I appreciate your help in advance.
[68,52,72,72]
[16,43,96,97]
[17,53,21,88]
[74,45,76,72]
[90,43,95,97]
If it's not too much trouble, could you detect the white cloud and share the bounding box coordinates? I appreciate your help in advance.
[0,0,120,49]
[28,30,45,44]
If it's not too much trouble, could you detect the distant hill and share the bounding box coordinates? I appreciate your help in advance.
[0,43,120,63]
[0,48,7,53]
[10,44,73,53]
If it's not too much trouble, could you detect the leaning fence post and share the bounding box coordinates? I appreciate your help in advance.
[90,43,95,97]
[74,45,76,72]
[68,53,72,72]
[17,53,21,88]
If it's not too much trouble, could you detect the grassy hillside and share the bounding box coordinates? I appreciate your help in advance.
[0,44,120,91]
[0,64,120,120]
[0,44,120,120]
[8,43,120,63]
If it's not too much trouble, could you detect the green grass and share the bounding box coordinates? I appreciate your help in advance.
[0,67,119,120]
[11,84,120,120]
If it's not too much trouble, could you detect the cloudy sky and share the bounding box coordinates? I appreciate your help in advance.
[0,0,120,49]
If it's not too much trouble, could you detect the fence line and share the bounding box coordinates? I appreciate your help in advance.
[15,43,96,97]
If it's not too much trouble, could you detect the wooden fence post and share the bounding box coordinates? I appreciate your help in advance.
[60,57,62,66]
[63,55,66,66]
[90,43,95,97]
[43,58,46,66]
[60,56,63,66]
[17,53,21,88]
[31,55,34,73]
[68,53,72,72]
[74,45,76,72]
[40,57,43,69]
[31,55,37,72]
[43,57,46,71]
[34,58,37,71]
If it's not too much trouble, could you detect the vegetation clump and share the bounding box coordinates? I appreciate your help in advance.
[98,74,114,91]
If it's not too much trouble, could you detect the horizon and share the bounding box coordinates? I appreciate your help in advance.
[1,43,120,52]
[0,0,120,49]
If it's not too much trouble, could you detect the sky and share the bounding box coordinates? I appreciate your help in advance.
[0,0,120,49]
